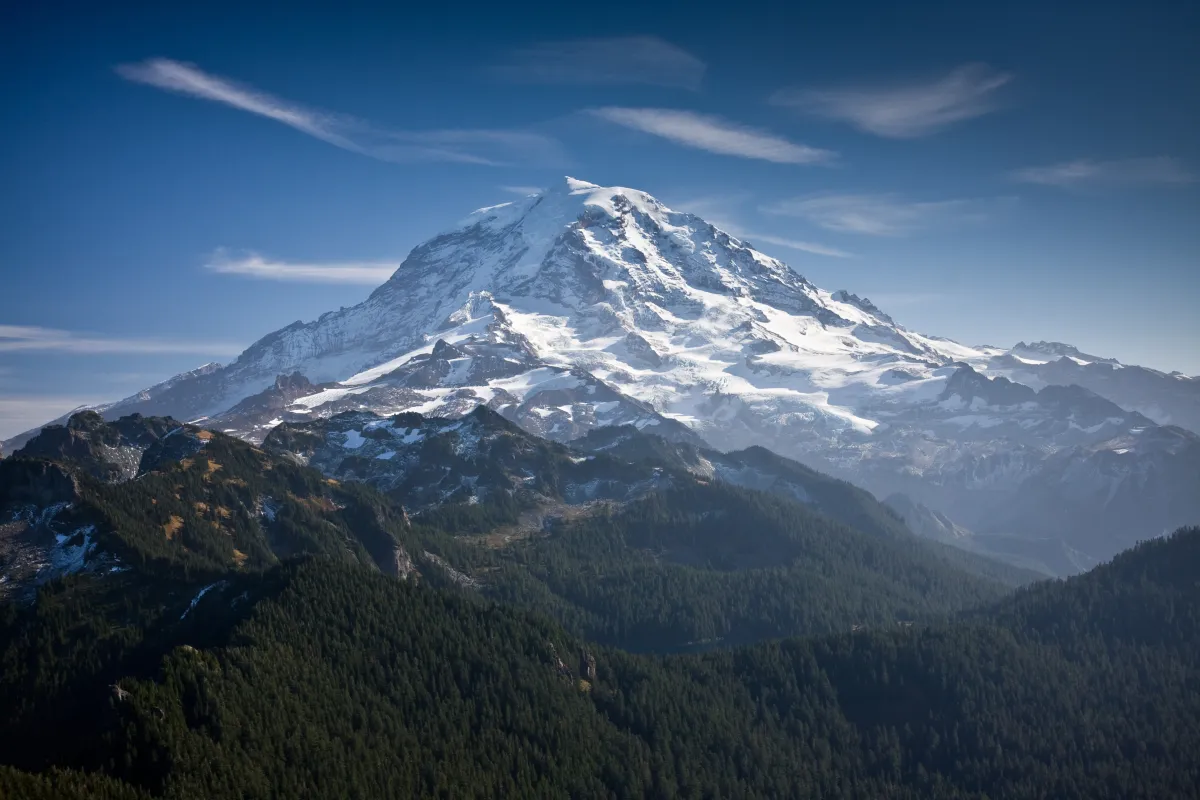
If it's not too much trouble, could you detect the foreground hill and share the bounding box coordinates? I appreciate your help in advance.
[1,526,1196,798]
[2,411,1023,647]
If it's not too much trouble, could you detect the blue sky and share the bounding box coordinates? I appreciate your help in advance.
[2,0,1198,438]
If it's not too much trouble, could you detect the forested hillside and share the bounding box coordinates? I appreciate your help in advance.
[1,528,1197,798]
[443,483,1014,650]
[3,413,1198,797]
[3,414,1025,646]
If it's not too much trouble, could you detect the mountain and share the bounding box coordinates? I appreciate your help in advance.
[7,178,1197,571]
[259,408,1041,589]
[261,405,674,509]
[11,411,207,482]
[885,492,1099,576]
[995,341,1200,433]
[0,414,419,601]
[3,410,1030,646]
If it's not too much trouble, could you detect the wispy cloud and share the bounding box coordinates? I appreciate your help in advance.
[205,249,398,285]
[0,324,243,355]
[668,194,850,257]
[764,193,1001,236]
[116,58,563,166]
[743,234,853,258]
[866,291,948,308]
[591,107,835,164]
[1011,157,1195,188]
[499,185,544,196]
[771,63,1011,138]
[491,36,705,90]
[668,192,754,227]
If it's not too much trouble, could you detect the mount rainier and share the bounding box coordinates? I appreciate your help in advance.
[6,177,1198,573]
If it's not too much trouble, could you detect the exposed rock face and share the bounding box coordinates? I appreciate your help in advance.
[940,366,1036,407]
[261,405,674,508]
[580,648,597,682]
[0,459,80,510]
[391,546,416,580]
[14,411,183,482]
[0,460,95,601]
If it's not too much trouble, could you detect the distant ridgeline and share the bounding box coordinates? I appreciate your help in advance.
[0,411,1197,798]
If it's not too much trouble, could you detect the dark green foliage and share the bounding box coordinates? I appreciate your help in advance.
[918,537,1046,587]
[1,528,1198,798]
[573,427,1042,588]
[5,411,1197,797]
[440,484,1013,650]
[0,765,149,799]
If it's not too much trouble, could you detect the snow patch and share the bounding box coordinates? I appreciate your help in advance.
[180,581,225,621]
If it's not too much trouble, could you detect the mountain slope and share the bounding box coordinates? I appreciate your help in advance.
[259,409,1041,591]
[992,341,1200,434]
[3,411,1025,648]
[7,178,1197,570]
[0,415,418,600]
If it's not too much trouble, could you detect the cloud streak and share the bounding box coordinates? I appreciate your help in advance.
[668,194,850,257]
[591,107,835,164]
[742,233,853,258]
[771,63,1011,138]
[206,250,399,285]
[491,36,706,90]
[764,193,1001,236]
[116,58,563,166]
[1011,157,1195,188]
[866,292,948,308]
[0,324,243,356]
[499,185,544,196]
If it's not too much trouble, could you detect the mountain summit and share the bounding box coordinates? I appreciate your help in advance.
[6,178,1198,571]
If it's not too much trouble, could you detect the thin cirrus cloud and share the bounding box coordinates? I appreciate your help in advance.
[499,185,545,196]
[1011,157,1195,188]
[491,36,706,91]
[671,194,851,258]
[742,234,853,259]
[865,292,948,309]
[115,58,563,166]
[764,193,1001,236]
[591,107,835,164]
[205,250,399,285]
[0,324,243,356]
[771,63,1011,138]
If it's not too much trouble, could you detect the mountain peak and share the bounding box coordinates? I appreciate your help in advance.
[1011,340,1117,365]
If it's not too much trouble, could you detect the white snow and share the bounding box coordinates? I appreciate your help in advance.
[291,385,370,409]
[397,427,426,444]
[180,581,223,620]
[49,525,95,576]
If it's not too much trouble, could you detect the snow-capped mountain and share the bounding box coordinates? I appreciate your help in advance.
[990,342,1200,433]
[6,178,1198,571]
